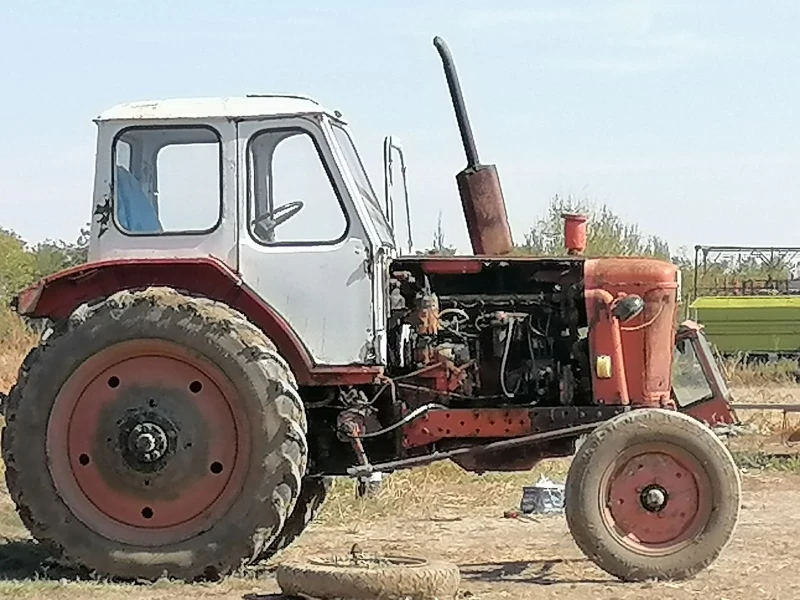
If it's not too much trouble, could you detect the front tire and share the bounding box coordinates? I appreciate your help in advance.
[564,408,741,582]
[2,287,307,581]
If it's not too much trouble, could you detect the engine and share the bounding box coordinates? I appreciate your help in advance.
[386,258,593,409]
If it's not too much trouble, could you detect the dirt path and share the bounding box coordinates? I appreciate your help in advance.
[2,470,797,600]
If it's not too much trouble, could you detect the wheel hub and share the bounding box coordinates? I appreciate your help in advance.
[640,485,668,513]
[127,421,169,464]
[116,409,177,473]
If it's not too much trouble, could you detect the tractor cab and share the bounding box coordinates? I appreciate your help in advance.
[672,320,737,427]
[88,95,407,367]
[89,94,401,261]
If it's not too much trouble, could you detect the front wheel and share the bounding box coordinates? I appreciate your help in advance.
[564,408,741,582]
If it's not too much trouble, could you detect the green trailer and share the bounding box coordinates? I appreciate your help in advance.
[690,245,800,364]
[689,295,800,360]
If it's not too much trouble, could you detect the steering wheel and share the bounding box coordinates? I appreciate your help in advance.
[252,200,305,239]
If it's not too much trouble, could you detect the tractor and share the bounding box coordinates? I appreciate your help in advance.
[2,37,741,583]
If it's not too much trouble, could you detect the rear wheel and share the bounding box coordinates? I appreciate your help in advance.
[2,287,307,581]
[564,408,740,582]
[260,475,331,558]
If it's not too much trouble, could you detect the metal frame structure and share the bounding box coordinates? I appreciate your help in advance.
[692,245,800,302]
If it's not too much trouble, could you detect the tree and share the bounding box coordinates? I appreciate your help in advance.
[31,223,90,278]
[515,194,670,258]
[422,212,457,255]
[0,223,89,302]
[0,228,38,301]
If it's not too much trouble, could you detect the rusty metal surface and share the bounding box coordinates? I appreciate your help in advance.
[401,405,627,449]
[456,166,513,256]
[583,288,630,406]
[562,213,588,255]
[431,36,513,257]
[601,442,712,552]
[349,420,604,477]
[585,258,679,408]
[683,397,737,426]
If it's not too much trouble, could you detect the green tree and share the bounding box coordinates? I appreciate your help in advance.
[0,228,38,301]
[515,194,670,258]
[32,223,90,278]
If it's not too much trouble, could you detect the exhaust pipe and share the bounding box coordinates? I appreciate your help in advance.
[433,36,513,256]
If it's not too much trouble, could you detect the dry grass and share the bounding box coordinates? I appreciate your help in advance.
[721,354,800,386]
[0,308,34,392]
[316,459,571,529]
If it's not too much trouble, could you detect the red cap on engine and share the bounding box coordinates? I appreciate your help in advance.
[562,213,588,255]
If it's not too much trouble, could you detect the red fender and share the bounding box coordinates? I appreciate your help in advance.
[13,257,381,386]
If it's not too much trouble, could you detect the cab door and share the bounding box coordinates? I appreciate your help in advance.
[235,116,376,366]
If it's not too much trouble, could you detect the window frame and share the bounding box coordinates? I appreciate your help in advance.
[329,123,395,247]
[111,124,224,238]
[246,125,351,248]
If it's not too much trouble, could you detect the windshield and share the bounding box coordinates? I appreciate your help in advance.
[672,337,714,407]
[330,124,395,246]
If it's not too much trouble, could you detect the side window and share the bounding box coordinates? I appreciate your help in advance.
[113,127,221,235]
[249,129,347,244]
[672,339,714,407]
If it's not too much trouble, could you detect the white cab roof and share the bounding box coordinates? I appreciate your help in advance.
[96,94,342,122]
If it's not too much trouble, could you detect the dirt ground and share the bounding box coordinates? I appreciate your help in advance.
[272,472,800,600]
[0,468,797,600]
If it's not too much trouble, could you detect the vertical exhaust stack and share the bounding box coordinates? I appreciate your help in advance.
[433,36,513,256]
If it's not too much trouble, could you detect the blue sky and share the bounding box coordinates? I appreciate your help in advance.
[2,0,799,256]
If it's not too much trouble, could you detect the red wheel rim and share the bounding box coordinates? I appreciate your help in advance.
[46,339,251,547]
[600,442,712,555]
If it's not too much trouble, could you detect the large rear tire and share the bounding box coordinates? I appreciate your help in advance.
[260,475,331,558]
[2,287,307,581]
[564,408,740,582]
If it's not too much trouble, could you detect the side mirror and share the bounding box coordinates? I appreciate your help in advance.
[612,294,645,323]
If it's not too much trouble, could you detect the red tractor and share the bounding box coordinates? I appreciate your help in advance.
[2,37,740,582]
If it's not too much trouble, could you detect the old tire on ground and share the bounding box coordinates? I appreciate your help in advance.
[276,554,461,600]
[260,475,331,558]
[564,408,740,582]
[2,287,307,581]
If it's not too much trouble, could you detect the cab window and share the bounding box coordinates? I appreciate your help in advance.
[248,129,348,245]
[112,126,221,235]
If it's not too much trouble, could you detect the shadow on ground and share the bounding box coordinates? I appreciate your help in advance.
[460,559,613,586]
[0,538,88,580]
